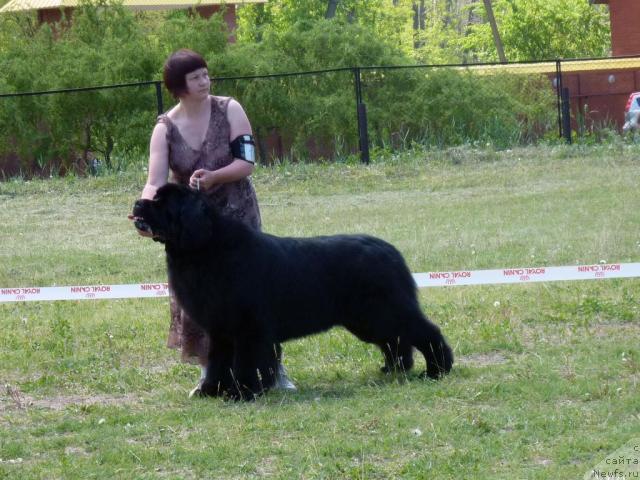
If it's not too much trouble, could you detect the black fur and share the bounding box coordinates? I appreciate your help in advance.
[133,184,453,400]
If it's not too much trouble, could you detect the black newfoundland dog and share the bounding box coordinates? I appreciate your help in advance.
[133,184,453,400]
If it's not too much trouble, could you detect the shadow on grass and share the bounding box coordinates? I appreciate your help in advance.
[251,370,446,405]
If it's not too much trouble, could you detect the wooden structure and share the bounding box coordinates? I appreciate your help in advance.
[571,0,640,128]
[592,0,640,57]
[0,0,267,42]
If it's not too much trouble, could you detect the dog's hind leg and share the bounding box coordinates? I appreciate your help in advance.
[379,337,414,374]
[407,313,454,379]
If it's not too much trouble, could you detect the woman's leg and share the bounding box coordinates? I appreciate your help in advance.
[273,343,296,391]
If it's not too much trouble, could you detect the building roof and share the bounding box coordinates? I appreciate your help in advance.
[0,0,265,13]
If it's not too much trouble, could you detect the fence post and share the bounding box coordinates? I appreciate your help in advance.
[155,81,164,116]
[555,59,563,139]
[561,87,572,144]
[353,67,370,165]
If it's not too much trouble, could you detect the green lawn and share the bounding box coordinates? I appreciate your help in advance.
[1,144,639,479]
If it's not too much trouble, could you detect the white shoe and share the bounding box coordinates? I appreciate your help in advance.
[274,363,296,391]
[188,382,203,398]
[189,366,207,398]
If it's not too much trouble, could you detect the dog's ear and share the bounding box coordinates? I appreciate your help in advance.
[176,193,215,250]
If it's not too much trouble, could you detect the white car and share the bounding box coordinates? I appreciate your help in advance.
[623,92,640,132]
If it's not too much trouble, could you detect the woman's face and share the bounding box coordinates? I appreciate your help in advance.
[183,68,211,99]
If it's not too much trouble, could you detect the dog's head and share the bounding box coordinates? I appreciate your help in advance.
[132,183,213,250]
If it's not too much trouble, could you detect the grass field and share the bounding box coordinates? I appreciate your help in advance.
[1,144,639,479]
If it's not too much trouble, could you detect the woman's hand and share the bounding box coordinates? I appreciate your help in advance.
[189,169,216,191]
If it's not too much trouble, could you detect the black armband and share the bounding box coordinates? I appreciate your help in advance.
[230,135,256,164]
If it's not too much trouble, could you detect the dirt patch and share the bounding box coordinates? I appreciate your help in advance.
[1,384,139,412]
[586,322,640,339]
[532,457,553,467]
[458,352,509,367]
[255,456,278,476]
[521,321,640,348]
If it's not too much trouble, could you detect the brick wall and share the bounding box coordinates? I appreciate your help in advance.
[609,0,640,56]
[562,68,640,129]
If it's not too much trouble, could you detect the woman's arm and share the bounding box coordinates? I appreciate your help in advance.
[141,122,170,199]
[129,122,170,236]
[189,99,255,190]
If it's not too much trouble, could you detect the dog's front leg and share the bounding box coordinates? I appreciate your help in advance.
[228,338,278,401]
[199,335,235,397]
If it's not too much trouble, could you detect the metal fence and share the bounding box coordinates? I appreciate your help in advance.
[1,55,639,176]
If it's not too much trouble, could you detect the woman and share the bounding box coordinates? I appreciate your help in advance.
[131,49,295,396]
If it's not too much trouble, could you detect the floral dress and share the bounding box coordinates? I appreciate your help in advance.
[157,95,261,363]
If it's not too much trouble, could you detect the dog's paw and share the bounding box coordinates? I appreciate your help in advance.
[420,365,449,380]
[198,380,227,397]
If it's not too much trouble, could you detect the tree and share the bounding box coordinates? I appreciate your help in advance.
[483,0,506,62]
[463,0,610,61]
[413,1,425,49]
[325,0,339,19]
[237,0,415,56]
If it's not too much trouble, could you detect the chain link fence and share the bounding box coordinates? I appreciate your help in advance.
[1,56,639,177]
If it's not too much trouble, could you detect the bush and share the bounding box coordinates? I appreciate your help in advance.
[0,6,560,176]
[0,0,227,176]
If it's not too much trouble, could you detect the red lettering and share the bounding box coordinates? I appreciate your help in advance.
[526,268,545,275]
[445,279,455,285]
[141,283,167,291]
[503,269,524,276]
[453,271,471,278]
[578,265,599,272]
[429,272,450,279]
[519,275,530,281]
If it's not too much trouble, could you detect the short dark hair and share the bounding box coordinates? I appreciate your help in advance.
[163,49,208,98]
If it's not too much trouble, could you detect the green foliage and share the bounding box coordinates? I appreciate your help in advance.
[0,1,228,176]
[0,0,613,175]
[237,0,415,54]
[154,8,228,59]
[236,0,611,64]
[218,19,411,160]
[409,0,477,64]
[364,67,556,149]
[462,0,611,61]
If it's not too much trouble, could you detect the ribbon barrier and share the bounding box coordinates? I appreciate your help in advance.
[412,262,640,288]
[1,263,639,303]
[0,283,170,303]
